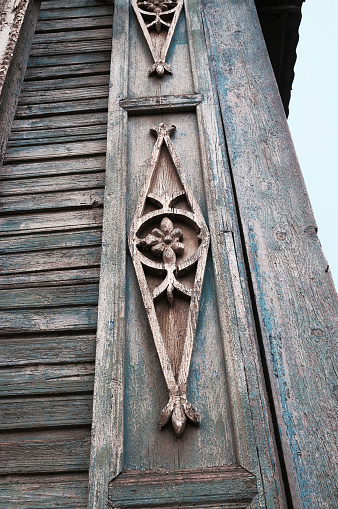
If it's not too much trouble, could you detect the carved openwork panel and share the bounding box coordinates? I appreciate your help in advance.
[129,123,210,436]
[131,0,183,77]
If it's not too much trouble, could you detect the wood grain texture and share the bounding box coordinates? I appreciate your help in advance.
[184,1,286,506]
[0,189,104,212]
[0,428,91,474]
[41,0,111,8]
[120,93,203,114]
[0,474,89,509]
[0,283,99,308]
[0,333,96,366]
[89,1,129,506]
[0,173,105,195]
[201,0,338,507]
[37,5,113,20]
[32,28,112,44]
[29,39,112,57]
[109,466,257,508]
[0,228,102,253]
[0,306,98,332]
[11,113,108,131]
[2,155,106,178]
[35,16,114,33]
[0,394,93,429]
[0,363,94,396]
[0,267,100,289]
[21,74,110,92]
[18,87,109,106]
[27,51,111,69]
[0,209,103,234]
[8,126,107,144]
[14,99,109,119]
[24,61,111,80]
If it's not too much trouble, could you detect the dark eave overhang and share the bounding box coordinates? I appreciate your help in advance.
[255,0,305,116]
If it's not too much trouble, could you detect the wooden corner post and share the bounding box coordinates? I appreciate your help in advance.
[87,0,303,507]
[201,0,338,507]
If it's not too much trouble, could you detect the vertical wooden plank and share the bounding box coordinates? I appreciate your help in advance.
[184,1,285,506]
[201,0,338,507]
[88,0,128,507]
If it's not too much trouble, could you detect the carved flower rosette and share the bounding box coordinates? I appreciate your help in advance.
[129,124,210,436]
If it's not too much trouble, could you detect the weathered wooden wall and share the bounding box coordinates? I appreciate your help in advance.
[0,0,113,506]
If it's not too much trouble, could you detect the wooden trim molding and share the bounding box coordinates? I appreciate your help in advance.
[120,93,203,114]
[109,465,257,508]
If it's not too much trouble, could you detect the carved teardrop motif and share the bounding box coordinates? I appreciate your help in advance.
[129,124,210,436]
[131,0,184,77]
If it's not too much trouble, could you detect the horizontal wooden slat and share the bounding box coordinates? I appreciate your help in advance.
[0,267,100,289]
[21,74,109,93]
[7,133,106,149]
[24,61,110,80]
[5,141,107,162]
[38,5,113,20]
[30,39,111,57]
[0,246,101,274]
[0,363,95,396]
[0,283,99,309]
[32,27,112,44]
[11,113,108,132]
[0,173,105,195]
[0,428,91,474]
[0,473,89,509]
[35,16,113,33]
[0,228,102,253]
[18,87,109,107]
[0,395,93,429]
[0,189,104,213]
[2,155,106,178]
[0,209,103,234]
[14,98,108,119]
[0,333,96,366]
[3,247,99,277]
[41,0,112,10]
[28,51,111,69]
[0,306,98,332]
[8,125,107,144]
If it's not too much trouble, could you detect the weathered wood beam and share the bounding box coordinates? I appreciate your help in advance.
[202,0,338,506]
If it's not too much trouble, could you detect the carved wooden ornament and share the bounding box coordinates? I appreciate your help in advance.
[129,124,210,436]
[131,0,183,77]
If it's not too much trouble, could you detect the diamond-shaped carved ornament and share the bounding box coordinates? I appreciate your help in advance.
[131,0,183,77]
[129,124,210,436]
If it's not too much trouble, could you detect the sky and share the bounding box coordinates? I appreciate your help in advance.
[288,0,338,290]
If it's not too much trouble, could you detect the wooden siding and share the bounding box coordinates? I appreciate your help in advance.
[0,0,113,506]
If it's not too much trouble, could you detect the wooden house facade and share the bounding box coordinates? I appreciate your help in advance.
[0,0,336,508]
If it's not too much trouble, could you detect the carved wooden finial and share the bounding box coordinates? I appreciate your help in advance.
[131,0,184,78]
[129,124,210,436]
[150,123,176,138]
